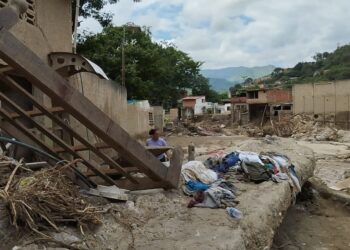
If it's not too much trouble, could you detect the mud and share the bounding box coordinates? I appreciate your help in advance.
[273,137,350,250]
[15,136,315,250]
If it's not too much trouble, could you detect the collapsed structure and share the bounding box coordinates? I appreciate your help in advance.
[231,85,293,125]
[0,1,182,190]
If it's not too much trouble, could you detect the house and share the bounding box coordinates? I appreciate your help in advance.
[231,87,292,125]
[181,96,214,118]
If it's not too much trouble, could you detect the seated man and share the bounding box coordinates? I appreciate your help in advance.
[146,128,168,162]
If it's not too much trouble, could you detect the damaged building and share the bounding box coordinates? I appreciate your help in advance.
[231,87,293,125]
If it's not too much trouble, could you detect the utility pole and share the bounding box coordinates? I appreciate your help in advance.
[73,0,80,53]
[121,23,141,87]
[121,25,126,87]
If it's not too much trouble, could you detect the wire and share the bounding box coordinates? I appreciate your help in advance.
[0,136,95,188]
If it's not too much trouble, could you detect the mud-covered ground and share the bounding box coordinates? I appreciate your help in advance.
[273,140,350,250]
[12,136,314,250]
[272,193,350,250]
[7,135,350,250]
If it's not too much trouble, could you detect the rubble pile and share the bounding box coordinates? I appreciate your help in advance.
[0,158,101,238]
[290,115,338,141]
[167,114,232,137]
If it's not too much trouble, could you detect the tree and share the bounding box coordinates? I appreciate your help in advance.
[78,25,219,108]
[72,0,141,28]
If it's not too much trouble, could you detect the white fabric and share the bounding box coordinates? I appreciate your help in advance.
[181,161,218,184]
[272,156,290,168]
[238,151,264,166]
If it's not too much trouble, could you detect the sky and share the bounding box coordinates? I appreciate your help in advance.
[79,0,350,69]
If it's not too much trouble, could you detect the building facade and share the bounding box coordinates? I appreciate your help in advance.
[231,87,293,125]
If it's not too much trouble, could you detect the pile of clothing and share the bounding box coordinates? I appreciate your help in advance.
[181,150,301,209]
[182,161,238,208]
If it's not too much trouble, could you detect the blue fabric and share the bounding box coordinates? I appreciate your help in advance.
[186,180,210,191]
[211,152,240,173]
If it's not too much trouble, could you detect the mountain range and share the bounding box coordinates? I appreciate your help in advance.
[201,65,275,92]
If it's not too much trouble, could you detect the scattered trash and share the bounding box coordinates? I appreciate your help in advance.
[182,161,218,184]
[226,207,243,220]
[83,185,129,201]
[182,150,302,210]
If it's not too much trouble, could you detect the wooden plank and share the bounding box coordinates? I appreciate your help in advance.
[8,106,64,119]
[0,108,95,188]
[166,146,184,188]
[0,95,118,186]
[53,144,172,156]
[53,142,110,153]
[91,177,166,191]
[0,76,138,184]
[85,167,139,177]
[0,119,45,154]
[145,146,173,156]
[0,30,173,186]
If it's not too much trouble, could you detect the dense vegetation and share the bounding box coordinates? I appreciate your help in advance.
[265,44,350,87]
[78,26,222,108]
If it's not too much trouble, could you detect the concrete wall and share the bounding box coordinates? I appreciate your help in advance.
[127,104,152,137]
[246,90,268,104]
[293,80,350,128]
[3,0,72,136]
[8,0,72,62]
[153,106,164,132]
[166,108,178,121]
[69,72,128,137]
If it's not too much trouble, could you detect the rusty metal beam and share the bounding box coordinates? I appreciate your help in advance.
[0,29,174,187]
[0,94,118,186]
[0,75,137,184]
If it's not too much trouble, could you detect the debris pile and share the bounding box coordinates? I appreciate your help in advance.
[0,158,101,237]
[166,115,232,137]
[181,149,301,217]
[290,115,338,141]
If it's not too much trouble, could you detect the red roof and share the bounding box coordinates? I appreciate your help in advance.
[182,96,205,100]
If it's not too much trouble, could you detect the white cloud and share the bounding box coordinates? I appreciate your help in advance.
[79,0,350,69]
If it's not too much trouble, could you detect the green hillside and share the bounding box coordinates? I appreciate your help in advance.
[201,65,275,92]
[266,44,350,87]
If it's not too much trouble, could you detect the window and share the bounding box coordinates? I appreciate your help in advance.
[0,0,36,25]
[247,91,259,99]
[282,105,292,110]
[149,112,154,126]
